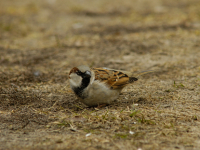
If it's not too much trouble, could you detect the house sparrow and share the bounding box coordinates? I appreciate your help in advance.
[69,65,152,107]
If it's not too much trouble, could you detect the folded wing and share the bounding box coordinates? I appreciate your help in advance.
[93,68,138,89]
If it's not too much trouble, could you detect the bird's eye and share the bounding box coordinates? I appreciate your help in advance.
[76,71,82,75]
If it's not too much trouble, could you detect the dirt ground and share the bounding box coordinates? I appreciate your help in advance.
[0,0,200,149]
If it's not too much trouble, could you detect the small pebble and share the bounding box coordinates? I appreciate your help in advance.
[129,131,135,135]
[34,71,41,77]
[86,133,91,137]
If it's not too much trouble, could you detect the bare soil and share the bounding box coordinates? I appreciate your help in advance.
[0,0,200,149]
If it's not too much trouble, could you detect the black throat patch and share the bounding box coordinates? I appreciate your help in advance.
[72,74,91,99]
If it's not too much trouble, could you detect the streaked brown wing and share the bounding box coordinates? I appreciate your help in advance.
[93,68,133,89]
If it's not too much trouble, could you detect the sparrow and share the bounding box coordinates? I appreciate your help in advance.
[69,65,152,107]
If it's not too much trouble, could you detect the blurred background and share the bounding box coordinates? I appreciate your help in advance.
[1,0,200,69]
[0,0,200,149]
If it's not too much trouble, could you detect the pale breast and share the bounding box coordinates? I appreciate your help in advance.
[80,80,121,106]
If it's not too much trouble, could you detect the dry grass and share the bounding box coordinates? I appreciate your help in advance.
[0,0,200,149]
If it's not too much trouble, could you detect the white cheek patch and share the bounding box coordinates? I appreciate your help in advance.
[69,73,82,88]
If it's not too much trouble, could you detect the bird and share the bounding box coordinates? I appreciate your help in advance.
[69,65,153,107]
